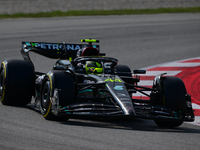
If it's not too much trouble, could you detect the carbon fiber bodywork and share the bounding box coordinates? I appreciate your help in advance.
[3,39,194,125]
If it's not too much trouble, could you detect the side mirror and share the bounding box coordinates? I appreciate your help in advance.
[133,70,146,74]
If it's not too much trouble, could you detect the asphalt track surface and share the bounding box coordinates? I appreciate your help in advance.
[0,13,200,150]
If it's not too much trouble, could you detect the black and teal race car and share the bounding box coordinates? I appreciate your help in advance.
[0,39,194,127]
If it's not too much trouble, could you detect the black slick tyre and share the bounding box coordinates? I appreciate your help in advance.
[0,59,35,106]
[154,77,186,127]
[40,71,76,120]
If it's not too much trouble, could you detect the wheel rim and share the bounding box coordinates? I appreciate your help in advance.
[41,81,51,113]
[0,68,5,99]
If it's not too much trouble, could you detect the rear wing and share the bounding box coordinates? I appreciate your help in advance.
[21,41,100,62]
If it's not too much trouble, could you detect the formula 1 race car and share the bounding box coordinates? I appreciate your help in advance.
[0,39,194,127]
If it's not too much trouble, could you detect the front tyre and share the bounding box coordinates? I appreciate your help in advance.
[154,77,186,127]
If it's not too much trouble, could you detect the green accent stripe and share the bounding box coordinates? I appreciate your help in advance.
[1,8,200,19]
[81,39,98,43]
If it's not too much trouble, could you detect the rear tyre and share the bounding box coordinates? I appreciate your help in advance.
[0,60,35,106]
[154,77,186,127]
[115,65,132,77]
[40,71,76,120]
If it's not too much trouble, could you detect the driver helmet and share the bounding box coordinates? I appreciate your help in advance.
[77,47,99,57]
[85,61,103,74]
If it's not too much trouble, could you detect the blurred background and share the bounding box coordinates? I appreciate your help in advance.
[1,0,200,15]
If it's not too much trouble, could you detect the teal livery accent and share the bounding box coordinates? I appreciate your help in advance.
[79,89,93,94]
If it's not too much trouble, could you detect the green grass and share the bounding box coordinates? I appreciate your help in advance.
[1,7,200,19]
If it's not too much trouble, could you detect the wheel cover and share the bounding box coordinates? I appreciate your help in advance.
[41,81,51,113]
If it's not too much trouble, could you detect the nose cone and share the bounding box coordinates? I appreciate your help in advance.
[121,103,136,116]
[124,106,135,115]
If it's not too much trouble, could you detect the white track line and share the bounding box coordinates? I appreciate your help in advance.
[192,103,200,110]
[138,81,153,86]
[139,71,181,76]
[141,57,200,70]
[159,62,200,67]
[188,116,200,126]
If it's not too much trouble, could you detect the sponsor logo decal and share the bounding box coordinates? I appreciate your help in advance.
[114,85,123,90]
[120,98,130,101]
[65,44,98,51]
[105,78,122,82]
[66,44,81,50]
[26,42,99,51]
[116,93,130,98]
[26,42,31,46]
[31,42,62,50]
[85,80,95,83]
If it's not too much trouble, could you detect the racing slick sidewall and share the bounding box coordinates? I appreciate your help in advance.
[39,71,76,119]
[0,59,35,106]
